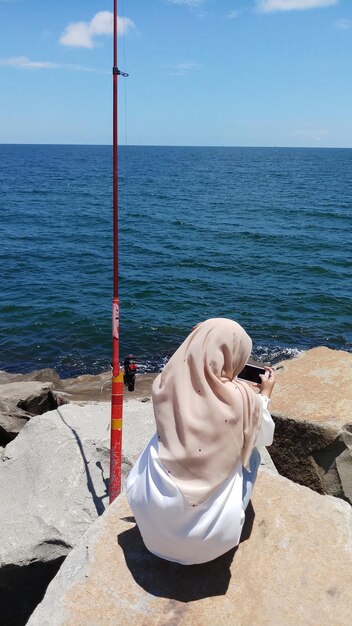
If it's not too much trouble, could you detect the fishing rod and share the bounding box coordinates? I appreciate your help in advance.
[109,0,129,504]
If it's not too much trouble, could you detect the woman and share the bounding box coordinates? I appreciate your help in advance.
[127,318,275,565]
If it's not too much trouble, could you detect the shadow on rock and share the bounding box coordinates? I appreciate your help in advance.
[118,502,255,602]
[58,410,108,516]
[0,557,66,626]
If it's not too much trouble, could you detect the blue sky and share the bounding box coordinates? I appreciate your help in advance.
[1,0,352,147]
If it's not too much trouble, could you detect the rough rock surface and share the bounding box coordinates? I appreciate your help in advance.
[28,466,352,626]
[0,380,58,445]
[0,368,156,446]
[59,372,157,403]
[270,347,352,504]
[0,368,63,387]
[0,402,111,626]
[0,399,156,625]
[0,399,156,570]
[0,404,110,569]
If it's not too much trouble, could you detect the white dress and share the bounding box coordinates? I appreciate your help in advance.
[126,395,274,565]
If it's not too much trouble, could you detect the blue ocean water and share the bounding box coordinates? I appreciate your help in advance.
[0,144,351,377]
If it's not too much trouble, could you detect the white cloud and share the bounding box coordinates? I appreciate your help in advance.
[60,11,134,49]
[0,56,102,72]
[227,10,240,19]
[90,11,114,35]
[168,0,205,6]
[164,61,200,75]
[335,18,352,30]
[0,57,59,69]
[60,22,92,48]
[175,62,199,70]
[256,0,338,12]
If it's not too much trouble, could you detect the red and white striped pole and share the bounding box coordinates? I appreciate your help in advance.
[109,0,123,503]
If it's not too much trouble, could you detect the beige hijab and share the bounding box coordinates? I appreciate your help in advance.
[152,318,263,506]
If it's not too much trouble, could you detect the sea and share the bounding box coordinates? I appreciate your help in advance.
[1,144,351,378]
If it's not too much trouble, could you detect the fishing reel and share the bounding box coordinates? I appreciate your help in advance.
[124,355,137,392]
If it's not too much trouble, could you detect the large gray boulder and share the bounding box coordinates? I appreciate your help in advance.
[270,347,352,503]
[0,398,156,570]
[0,402,111,626]
[0,368,157,446]
[0,380,58,445]
[28,466,352,626]
[0,404,110,569]
[0,399,155,625]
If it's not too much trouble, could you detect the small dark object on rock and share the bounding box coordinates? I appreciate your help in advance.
[124,356,137,392]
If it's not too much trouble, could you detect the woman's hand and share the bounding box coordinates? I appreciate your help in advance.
[259,366,275,399]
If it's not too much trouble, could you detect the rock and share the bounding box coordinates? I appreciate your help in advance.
[59,372,113,403]
[0,398,276,625]
[0,402,111,626]
[0,381,58,445]
[1,558,66,626]
[0,367,157,404]
[0,368,157,446]
[28,467,352,626]
[0,397,275,572]
[270,347,352,504]
[0,404,110,569]
[0,399,155,625]
[259,445,278,473]
[0,368,63,387]
[60,372,157,403]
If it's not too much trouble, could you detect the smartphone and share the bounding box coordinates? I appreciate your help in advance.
[237,363,268,384]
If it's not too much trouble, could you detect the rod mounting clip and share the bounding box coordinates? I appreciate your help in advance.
[113,67,129,77]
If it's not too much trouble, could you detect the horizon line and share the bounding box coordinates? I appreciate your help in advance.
[1,143,351,150]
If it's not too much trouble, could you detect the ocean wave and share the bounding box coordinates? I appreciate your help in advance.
[253,345,304,365]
